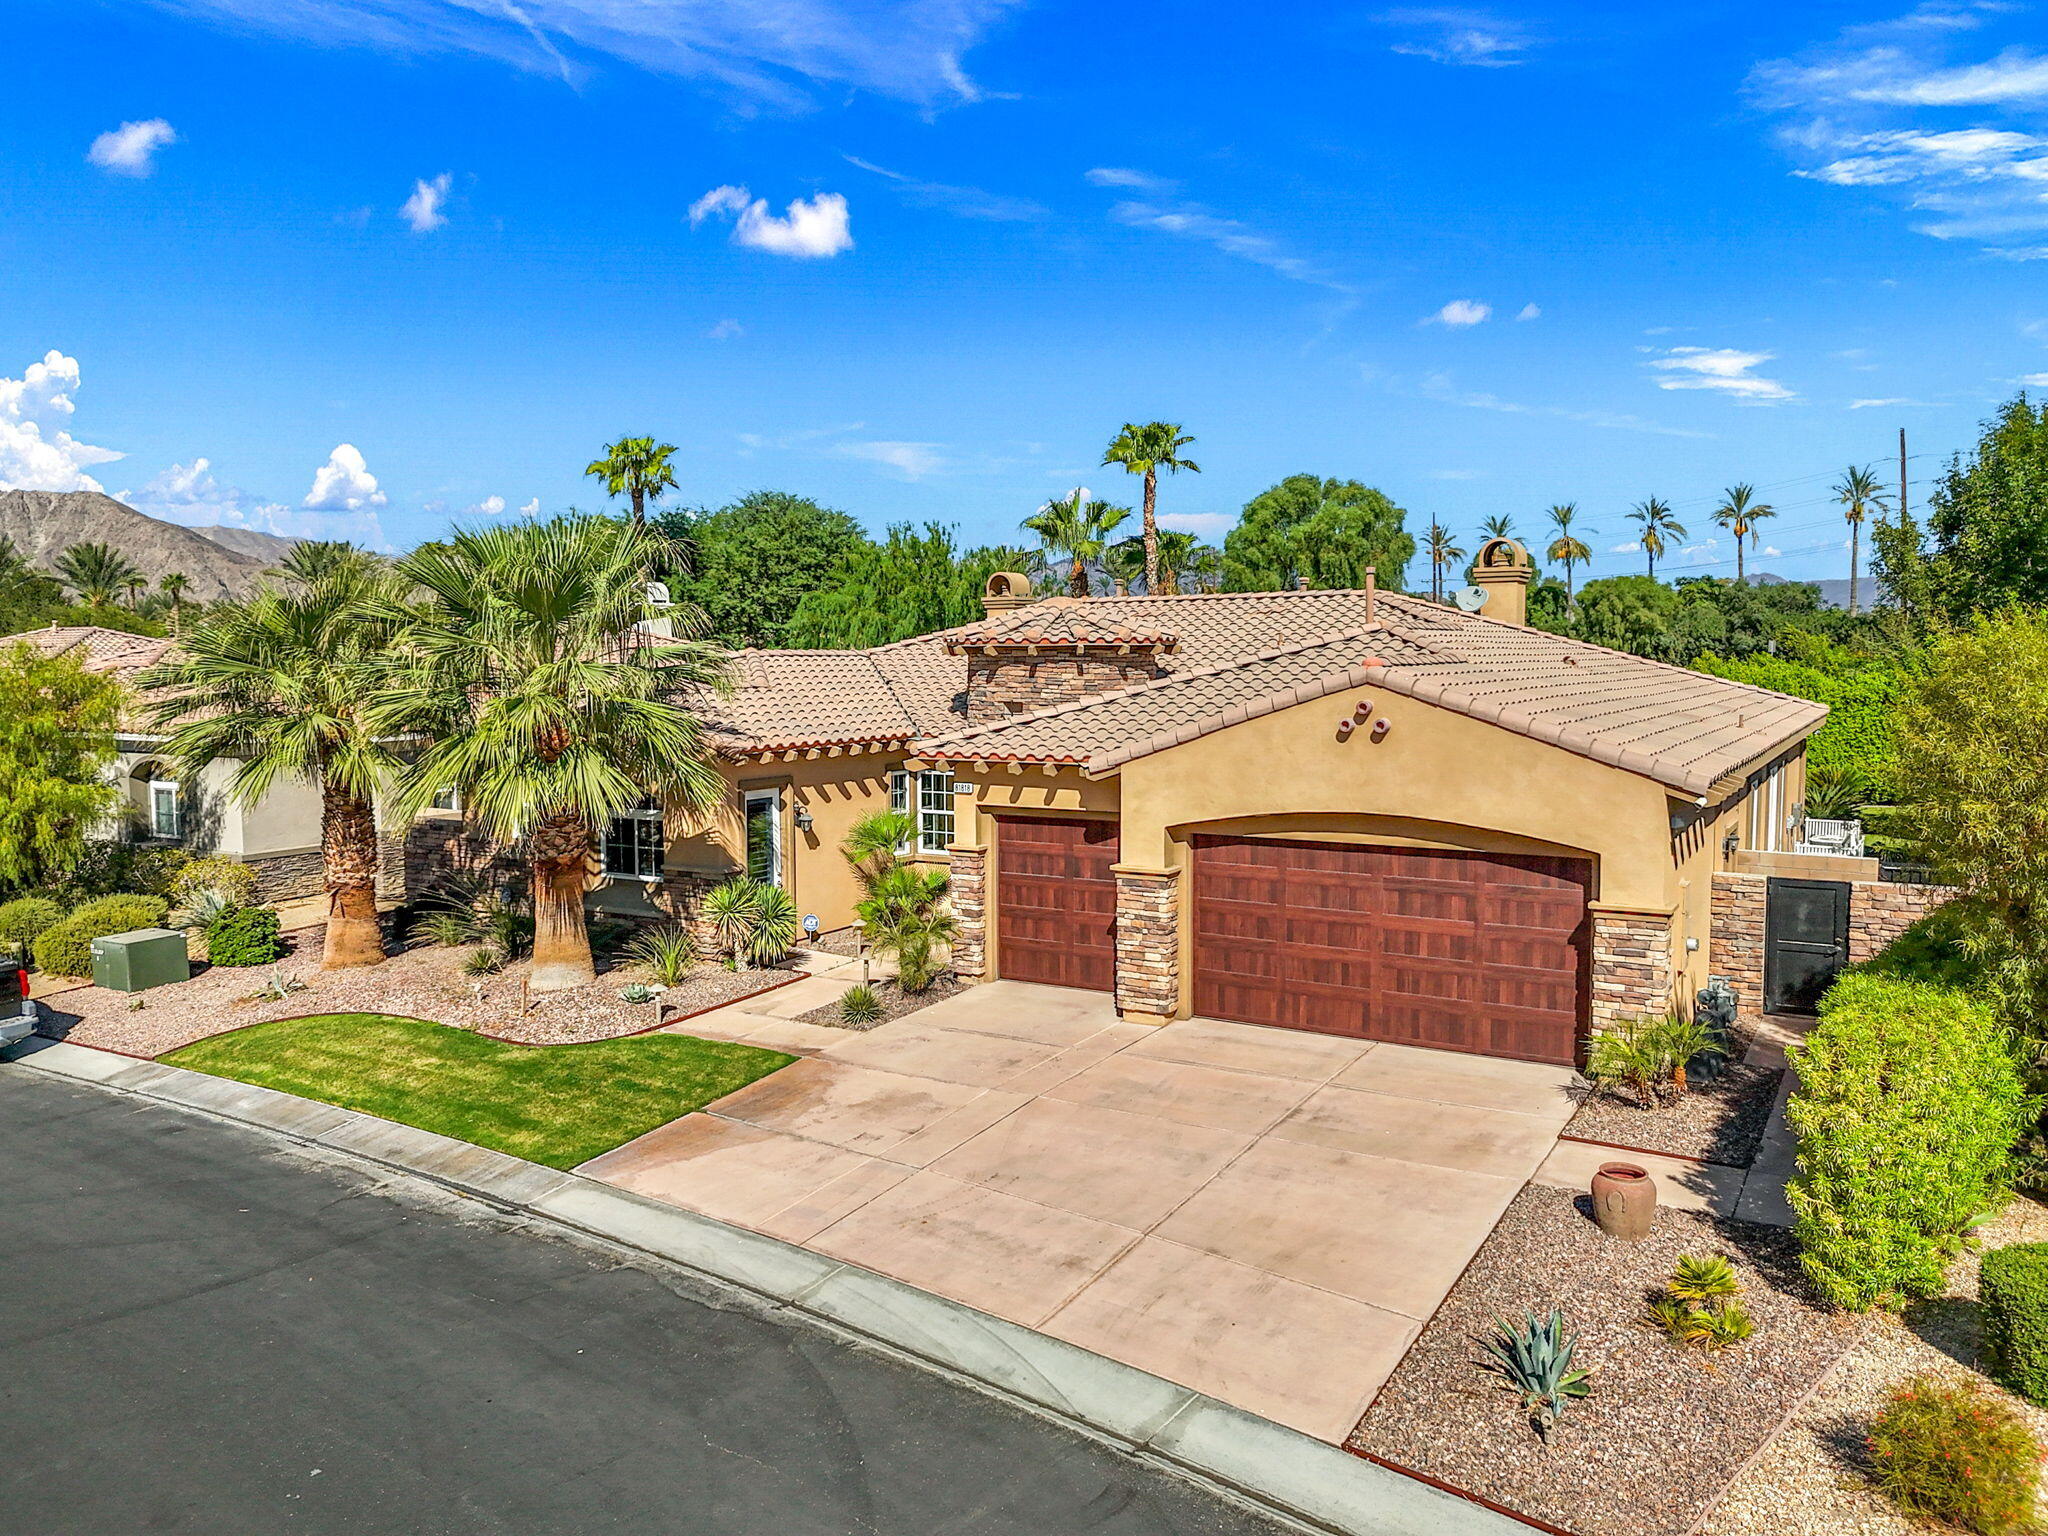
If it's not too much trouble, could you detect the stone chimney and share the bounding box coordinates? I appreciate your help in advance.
[947,599,1180,724]
[981,571,1036,617]
[1470,537,1533,626]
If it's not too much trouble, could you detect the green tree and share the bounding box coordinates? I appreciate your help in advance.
[1695,638,1904,799]
[0,644,122,894]
[1835,465,1889,617]
[158,572,189,627]
[1424,521,1464,602]
[1102,422,1200,592]
[375,515,731,992]
[657,492,867,648]
[584,437,679,527]
[1480,513,1516,540]
[1223,475,1414,594]
[55,542,142,613]
[1628,497,1686,578]
[784,525,1030,647]
[141,545,402,970]
[1100,537,1147,596]
[1023,491,1128,598]
[1712,484,1775,584]
[1544,504,1592,604]
[1154,529,1221,594]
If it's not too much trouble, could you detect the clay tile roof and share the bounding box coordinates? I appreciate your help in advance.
[945,598,1181,652]
[1,624,176,676]
[683,648,923,753]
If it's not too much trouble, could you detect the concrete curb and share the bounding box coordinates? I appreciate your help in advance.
[9,1038,1522,1536]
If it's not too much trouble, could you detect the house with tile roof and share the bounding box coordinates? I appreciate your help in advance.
[568,538,1838,1067]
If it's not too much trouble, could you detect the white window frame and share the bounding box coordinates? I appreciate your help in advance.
[743,787,784,888]
[889,769,955,855]
[428,786,461,813]
[147,779,182,840]
[601,798,665,882]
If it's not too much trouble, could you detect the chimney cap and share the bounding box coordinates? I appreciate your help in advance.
[982,571,1036,615]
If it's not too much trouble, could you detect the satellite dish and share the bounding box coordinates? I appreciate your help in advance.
[1452,586,1488,613]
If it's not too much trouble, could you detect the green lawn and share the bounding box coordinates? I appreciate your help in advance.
[163,1014,795,1170]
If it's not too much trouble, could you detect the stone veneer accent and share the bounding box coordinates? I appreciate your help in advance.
[248,849,324,903]
[402,818,520,900]
[963,651,1167,725]
[1709,871,1958,1013]
[1114,866,1179,1020]
[947,846,987,979]
[1590,906,1676,1031]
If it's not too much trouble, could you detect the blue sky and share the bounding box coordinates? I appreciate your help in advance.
[6,0,2048,590]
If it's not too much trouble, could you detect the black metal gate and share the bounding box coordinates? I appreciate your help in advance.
[1764,878,1851,1015]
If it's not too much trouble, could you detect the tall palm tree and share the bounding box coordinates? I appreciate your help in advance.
[584,437,680,528]
[1479,513,1517,541]
[1102,422,1200,594]
[375,514,730,993]
[1425,522,1465,602]
[141,546,401,970]
[55,542,141,613]
[1022,491,1129,598]
[1544,504,1592,605]
[1711,484,1776,584]
[1834,465,1888,615]
[1628,498,1686,579]
[122,573,149,609]
[159,572,190,628]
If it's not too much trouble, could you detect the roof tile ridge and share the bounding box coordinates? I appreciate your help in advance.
[1087,656,1385,774]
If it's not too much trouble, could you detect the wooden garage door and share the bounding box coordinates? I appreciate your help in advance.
[995,816,1119,991]
[1192,836,1589,1065]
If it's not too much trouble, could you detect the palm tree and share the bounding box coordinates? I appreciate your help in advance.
[1544,504,1592,605]
[56,542,141,613]
[1480,513,1517,541]
[1710,484,1776,584]
[140,546,401,970]
[1425,522,1465,602]
[584,437,680,528]
[159,572,190,627]
[858,864,959,993]
[1154,529,1222,594]
[1102,422,1200,594]
[1101,538,1147,595]
[1834,465,1888,615]
[1022,491,1130,598]
[375,514,730,993]
[1628,498,1686,578]
[123,573,149,609]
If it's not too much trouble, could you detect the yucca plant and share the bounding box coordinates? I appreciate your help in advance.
[1479,1310,1591,1440]
[462,946,501,977]
[624,922,697,986]
[410,908,477,949]
[839,983,883,1026]
[704,877,764,968]
[747,884,801,966]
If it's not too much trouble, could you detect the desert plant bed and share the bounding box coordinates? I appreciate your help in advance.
[1705,1196,2048,1536]
[163,1012,794,1169]
[797,974,971,1030]
[36,932,804,1057]
[1350,1184,1858,1536]
[1564,1046,1786,1166]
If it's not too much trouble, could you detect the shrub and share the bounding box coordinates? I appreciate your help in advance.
[204,906,282,967]
[71,893,169,933]
[623,923,697,986]
[1982,1244,2048,1408]
[410,909,475,949]
[461,946,500,977]
[1586,1012,1728,1109]
[702,878,800,968]
[1868,1374,2041,1534]
[0,897,64,957]
[1853,903,1990,992]
[1787,974,2036,1311]
[1643,1255,1755,1352]
[48,841,187,904]
[32,919,94,978]
[839,984,883,1026]
[856,864,958,994]
[171,856,258,909]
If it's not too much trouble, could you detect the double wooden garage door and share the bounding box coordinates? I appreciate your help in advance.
[991,819,1590,1065]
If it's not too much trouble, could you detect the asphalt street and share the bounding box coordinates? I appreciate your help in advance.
[0,1068,1292,1536]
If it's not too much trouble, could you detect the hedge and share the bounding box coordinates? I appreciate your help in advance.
[32,893,173,978]
[1982,1244,2048,1408]
[1786,973,2035,1311]
[204,906,282,968]
[0,897,65,955]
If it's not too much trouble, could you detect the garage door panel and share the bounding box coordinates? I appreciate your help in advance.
[995,816,1118,992]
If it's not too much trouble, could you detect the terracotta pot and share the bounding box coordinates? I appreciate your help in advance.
[1590,1161,1656,1240]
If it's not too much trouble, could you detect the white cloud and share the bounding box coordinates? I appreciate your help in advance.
[1108,200,1350,291]
[0,350,123,493]
[838,439,942,478]
[1760,545,1783,557]
[1085,167,1174,191]
[1414,370,1711,437]
[1850,397,1915,408]
[466,494,507,515]
[1428,298,1491,327]
[844,155,1046,221]
[518,497,541,515]
[1378,8,1533,67]
[402,173,452,233]
[1609,541,1642,554]
[125,454,391,546]
[1644,346,1796,402]
[1159,511,1234,537]
[1515,303,1541,321]
[303,443,388,511]
[706,318,745,340]
[88,119,177,177]
[690,185,852,258]
[1429,469,1483,480]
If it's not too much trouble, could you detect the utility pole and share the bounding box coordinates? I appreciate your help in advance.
[1898,427,1908,522]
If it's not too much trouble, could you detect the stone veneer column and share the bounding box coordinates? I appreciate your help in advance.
[657,870,730,950]
[948,846,987,980]
[1114,865,1180,1023]
[1589,904,1677,1031]
[1708,873,1767,1014]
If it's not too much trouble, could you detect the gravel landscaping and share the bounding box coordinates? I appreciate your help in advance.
[797,974,970,1030]
[1705,1196,2048,1536]
[1564,1052,1786,1167]
[1351,1184,1859,1536]
[35,929,803,1054]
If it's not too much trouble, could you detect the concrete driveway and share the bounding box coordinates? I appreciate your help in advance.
[584,980,1579,1442]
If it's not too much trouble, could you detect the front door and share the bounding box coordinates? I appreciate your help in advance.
[1764,877,1850,1015]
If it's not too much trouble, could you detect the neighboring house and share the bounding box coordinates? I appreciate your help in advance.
[2,625,336,901]
[492,539,1862,1067]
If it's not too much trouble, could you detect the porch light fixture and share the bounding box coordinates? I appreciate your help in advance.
[794,806,815,833]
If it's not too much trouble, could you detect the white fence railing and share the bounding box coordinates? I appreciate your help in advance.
[1796,817,1865,858]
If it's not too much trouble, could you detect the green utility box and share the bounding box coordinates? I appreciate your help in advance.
[91,928,191,993]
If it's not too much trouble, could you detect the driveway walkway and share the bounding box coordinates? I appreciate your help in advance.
[583,981,1579,1442]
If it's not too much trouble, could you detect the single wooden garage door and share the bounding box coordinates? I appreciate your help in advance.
[1192,836,1589,1065]
[995,816,1119,991]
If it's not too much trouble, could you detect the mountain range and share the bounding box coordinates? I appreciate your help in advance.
[0,490,301,601]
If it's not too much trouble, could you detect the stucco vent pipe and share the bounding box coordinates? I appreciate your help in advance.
[1363,567,1376,623]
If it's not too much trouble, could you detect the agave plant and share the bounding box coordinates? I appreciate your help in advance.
[1479,1310,1592,1440]
[623,922,697,986]
[839,983,883,1026]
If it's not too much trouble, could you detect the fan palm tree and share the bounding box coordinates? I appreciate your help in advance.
[1834,465,1888,615]
[373,514,730,992]
[1102,422,1200,593]
[1544,505,1592,605]
[1480,513,1517,541]
[140,546,401,969]
[55,542,141,613]
[1425,522,1465,602]
[1101,538,1147,595]
[1628,498,1686,578]
[158,572,190,627]
[1022,491,1129,598]
[584,437,680,528]
[1154,529,1222,594]
[1710,484,1776,584]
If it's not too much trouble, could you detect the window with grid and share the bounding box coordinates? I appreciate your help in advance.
[889,769,954,854]
[602,798,665,880]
